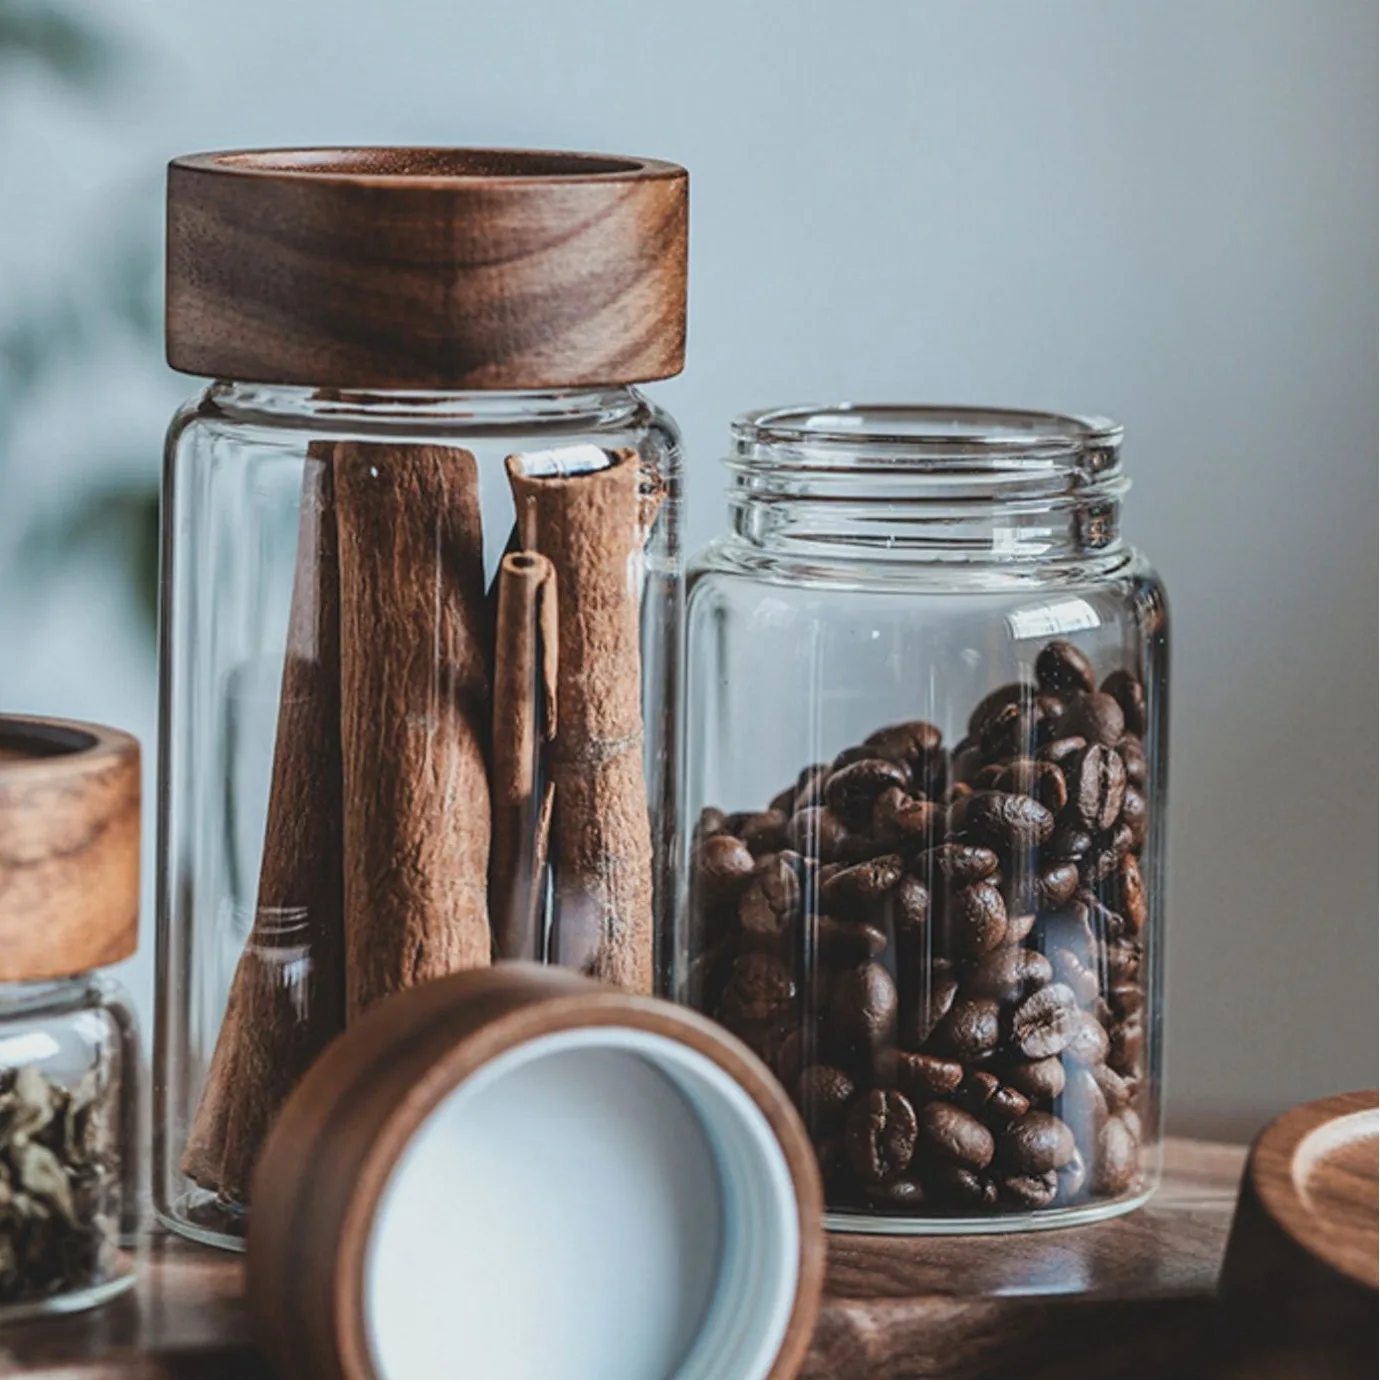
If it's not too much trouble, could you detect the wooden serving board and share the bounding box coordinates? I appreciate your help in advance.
[0,1138,1261,1380]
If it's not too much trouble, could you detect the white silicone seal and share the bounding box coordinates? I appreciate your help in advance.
[362,1026,801,1380]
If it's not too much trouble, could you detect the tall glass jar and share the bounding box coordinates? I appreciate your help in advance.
[677,406,1167,1233]
[155,150,687,1249]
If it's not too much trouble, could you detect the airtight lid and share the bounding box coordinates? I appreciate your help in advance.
[248,963,825,1380]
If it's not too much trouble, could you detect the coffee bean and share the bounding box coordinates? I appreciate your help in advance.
[739,808,791,854]
[1091,1063,1135,1113]
[1038,734,1087,767]
[899,975,958,1049]
[829,962,898,1051]
[928,996,1002,1060]
[739,853,803,938]
[1115,854,1147,933]
[844,1088,918,1183]
[968,681,1036,739]
[820,854,905,916]
[795,763,831,809]
[1109,981,1143,1023]
[1080,821,1134,886]
[864,1177,926,1208]
[922,842,1001,885]
[719,951,797,1027]
[1062,692,1126,748]
[1044,822,1093,862]
[957,791,1057,853]
[694,806,729,842]
[944,780,974,805]
[962,947,1053,1004]
[787,805,848,861]
[864,720,945,781]
[1064,1011,1111,1066]
[1005,910,1038,944]
[1068,744,1127,833]
[917,1100,996,1170]
[796,1065,856,1136]
[959,1071,1030,1128]
[872,787,943,850]
[1056,1145,1088,1205]
[886,875,930,940]
[1092,1115,1139,1194]
[1036,694,1069,741]
[994,758,1069,814]
[1048,947,1100,1006]
[824,758,911,828]
[1101,670,1147,736]
[1036,640,1097,695]
[884,1049,965,1100]
[1011,982,1081,1058]
[768,784,797,816]
[1060,1065,1110,1144]
[924,1163,998,1208]
[815,914,889,965]
[997,1111,1076,1174]
[999,1171,1059,1209]
[1122,1108,1143,1143]
[693,832,757,909]
[1076,889,1123,945]
[1007,861,1078,911]
[1121,786,1148,849]
[772,1027,811,1089]
[978,700,1038,760]
[946,881,1008,958]
[1109,1018,1145,1076]
[973,763,1007,790]
[1104,937,1141,982]
[1118,734,1147,788]
[1005,1056,1066,1102]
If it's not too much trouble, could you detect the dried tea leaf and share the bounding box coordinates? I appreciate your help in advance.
[13,1141,76,1225]
[8,1066,57,1144]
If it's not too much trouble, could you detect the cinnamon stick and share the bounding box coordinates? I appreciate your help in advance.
[335,442,493,1019]
[505,446,656,992]
[490,552,558,961]
[182,446,345,1206]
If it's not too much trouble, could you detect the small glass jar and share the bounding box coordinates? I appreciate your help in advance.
[676,406,1167,1233]
[155,150,687,1249]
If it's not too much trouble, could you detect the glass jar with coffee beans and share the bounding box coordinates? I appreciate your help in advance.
[674,406,1166,1232]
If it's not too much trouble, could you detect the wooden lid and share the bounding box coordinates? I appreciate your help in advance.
[248,963,824,1380]
[0,715,140,980]
[166,148,688,390]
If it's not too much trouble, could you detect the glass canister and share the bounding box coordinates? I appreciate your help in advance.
[677,406,1167,1232]
[0,716,142,1317]
[155,149,687,1248]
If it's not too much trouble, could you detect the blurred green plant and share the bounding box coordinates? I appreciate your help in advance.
[0,0,163,638]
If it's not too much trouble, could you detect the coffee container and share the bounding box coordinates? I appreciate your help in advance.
[674,406,1166,1232]
[154,148,687,1249]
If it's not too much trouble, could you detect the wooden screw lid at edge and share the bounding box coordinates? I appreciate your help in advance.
[248,963,826,1380]
[0,715,140,981]
[166,148,689,391]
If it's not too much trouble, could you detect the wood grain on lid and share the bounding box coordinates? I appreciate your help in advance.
[0,715,140,980]
[166,147,688,391]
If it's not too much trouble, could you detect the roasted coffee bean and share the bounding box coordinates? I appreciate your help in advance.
[1048,947,1100,1006]
[821,854,905,915]
[1077,889,1123,944]
[1092,1115,1139,1195]
[887,875,931,940]
[1118,734,1147,788]
[997,1111,1076,1174]
[1038,734,1087,767]
[1011,982,1081,1058]
[994,757,1069,814]
[1005,1056,1066,1102]
[795,763,831,809]
[899,975,959,1049]
[928,996,1002,1061]
[1109,1019,1145,1076]
[829,962,898,1051]
[694,806,729,842]
[864,1177,926,1208]
[973,763,1007,790]
[945,880,1008,959]
[719,952,797,1028]
[1005,910,1038,944]
[1104,937,1141,982]
[824,758,911,828]
[1091,1062,1135,1112]
[844,1088,918,1183]
[1007,860,1080,914]
[1060,1065,1110,1143]
[1068,743,1127,833]
[1115,854,1147,933]
[963,946,1052,1005]
[1101,669,1147,736]
[917,1100,996,1170]
[1036,694,1069,741]
[1062,691,1126,748]
[959,1071,1030,1128]
[999,1170,1059,1209]
[956,791,1056,852]
[739,808,791,854]
[944,780,975,805]
[1122,1108,1143,1144]
[796,1065,856,1136]
[786,805,848,861]
[722,811,753,835]
[693,832,757,909]
[922,842,1001,885]
[1109,981,1143,1023]
[924,1162,998,1208]
[1121,785,1148,849]
[882,1048,966,1100]
[872,787,943,850]
[1064,1010,1111,1066]
[815,914,890,965]
[739,852,804,938]
[1080,821,1134,886]
[768,784,797,817]
[1036,640,1097,695]
[1044,822,1093,863]
[968,681,1036,739]
[978,700,1038,760]
[950,741,984,786]
[1056,1145,1089,1204]
[864,719,945,780]
[772,1027,811,1089]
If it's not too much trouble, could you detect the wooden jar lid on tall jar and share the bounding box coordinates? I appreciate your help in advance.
[0,715,140,981]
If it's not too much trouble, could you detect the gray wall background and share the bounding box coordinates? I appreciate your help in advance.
[1,0,1374,1140]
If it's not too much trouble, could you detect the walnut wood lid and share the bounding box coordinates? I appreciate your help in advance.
[248,963,824,1380]
[0,715,140,981]
[166,148,688,390]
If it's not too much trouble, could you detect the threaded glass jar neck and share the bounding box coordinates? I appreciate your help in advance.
[725,405,1128,565]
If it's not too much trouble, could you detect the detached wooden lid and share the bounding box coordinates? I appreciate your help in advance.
[0,715,140,981]
[248,963,824,1380]
[166,148,688,390]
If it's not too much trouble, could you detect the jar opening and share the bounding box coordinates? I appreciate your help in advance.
[198,148,664,183]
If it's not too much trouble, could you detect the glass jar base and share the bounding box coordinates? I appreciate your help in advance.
[0,1260,137,1324]
[157,1192,247,1253]
[824,1183,1155,1237]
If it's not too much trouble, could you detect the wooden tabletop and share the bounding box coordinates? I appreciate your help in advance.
[0,1138,1261,1378]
